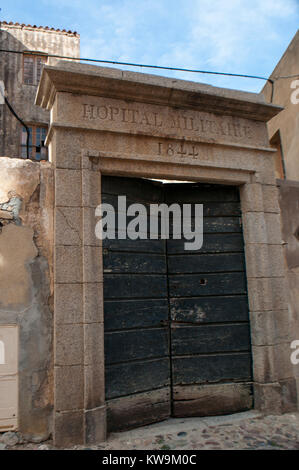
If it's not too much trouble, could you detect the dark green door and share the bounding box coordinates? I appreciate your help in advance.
[102,176,252,432]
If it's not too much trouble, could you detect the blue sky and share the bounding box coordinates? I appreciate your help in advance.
[1,0,299,92]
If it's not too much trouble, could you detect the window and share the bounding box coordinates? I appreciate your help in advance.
[20,126,48,161]
[23,54,47,85]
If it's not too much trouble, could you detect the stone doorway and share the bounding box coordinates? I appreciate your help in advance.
[103,175,252,432]
[35,61,296,447]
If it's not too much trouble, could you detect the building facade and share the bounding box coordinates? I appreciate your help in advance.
[262,30,299,181]
[262,30,299,407]
[0,24,298,447]
[0,21,80,160]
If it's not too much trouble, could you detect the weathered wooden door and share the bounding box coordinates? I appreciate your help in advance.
[103,176,252,432]
[164,184,252,417]
[103,176,171,432]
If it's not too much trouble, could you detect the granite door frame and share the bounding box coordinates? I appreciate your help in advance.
[52,139,289,447]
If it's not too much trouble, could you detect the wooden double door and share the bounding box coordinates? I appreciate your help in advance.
[102,176,253,432]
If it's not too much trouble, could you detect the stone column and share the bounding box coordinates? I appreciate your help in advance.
[53,133,106,447]
[82,158,106,444]
[241,178,296,414]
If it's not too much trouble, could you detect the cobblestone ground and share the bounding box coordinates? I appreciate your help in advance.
[1,411,299,450]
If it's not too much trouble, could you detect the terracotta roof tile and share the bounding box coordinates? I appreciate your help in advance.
[1,20,79,36]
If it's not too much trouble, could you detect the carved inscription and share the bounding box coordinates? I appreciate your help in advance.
[82,101,253,142]
[158,141,210,160]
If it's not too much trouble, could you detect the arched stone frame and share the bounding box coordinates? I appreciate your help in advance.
[36,62,295,447]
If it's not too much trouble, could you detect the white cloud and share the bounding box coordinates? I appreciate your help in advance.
[39,0,299,91]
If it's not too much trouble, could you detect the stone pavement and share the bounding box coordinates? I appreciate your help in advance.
[1,411,299,450]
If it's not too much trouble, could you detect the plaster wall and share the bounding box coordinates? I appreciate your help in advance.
[0,157,54,440]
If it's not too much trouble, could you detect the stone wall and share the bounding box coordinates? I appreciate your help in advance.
[0,157,54,441]
[262,30,299,181]
[278,179,299,406]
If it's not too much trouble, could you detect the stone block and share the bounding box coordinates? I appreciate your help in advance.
[273,342,294,381]
[85,406,106,444]
[55,246,82,283]
[247,277,273,311]
[84,364,105,410]
[82,169,101,208]
[54,365,84,411]
[55,207,82,246]
[53,129,83,170]
[55,169,82,207]
[279,378,298,413]
[55,324,83,366]
[262,185,280,213]
[83,283,104,323]
[244,243,285,278]
[83,246,103,283]
[271,277,288,310]
[242,212,267,244]
[54,410,84,447]
[83,206,102,246]
[251,345,277,383]
[55,283,83,325]
[265,213,283,244]
[240,183,263,212]
[84,323,104,366]
[250,310,291,346]
[254,383,282,414]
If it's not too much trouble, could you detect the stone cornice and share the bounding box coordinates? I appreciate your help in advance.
[36,61,283,122]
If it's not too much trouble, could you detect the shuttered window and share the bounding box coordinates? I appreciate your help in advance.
[23,54,47,85]
[20,125,48,160]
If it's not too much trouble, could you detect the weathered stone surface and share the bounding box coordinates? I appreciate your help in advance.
[54,365,84,411]
[242,212,267,244]
[251,345,277,383]
[84,323,104,366]
[250,310,291,346]
[280,378,298,413]
[265,213,283,244]
[83,207,102,246]
[50,127,83,170]
[55,169,82,207]
[55,283,83,325]
[0,431,19,446]
[254,383,282,414]
[84,364,105,410]
[85,406,106,444]
[262,185,280,213]
[83,283,104,323]
[252,342,294,383]
[54,245,82,283]
[55,324,83,366]
[83,246,103,283]
[82,170,101,208]
[54,410,84,447]
[55,207,82,246]
[244,243,285,278]
[240,183,264,213]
